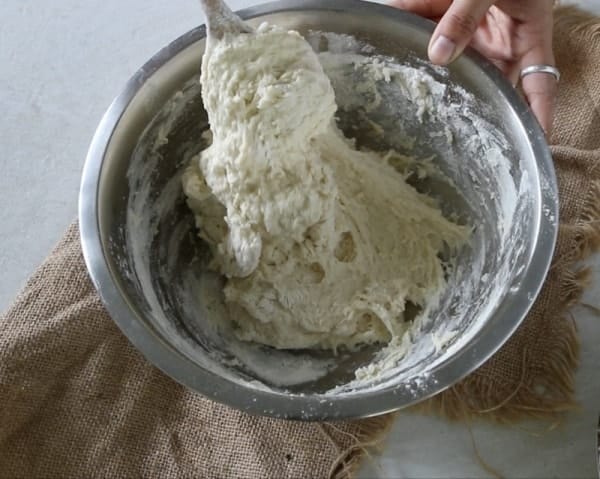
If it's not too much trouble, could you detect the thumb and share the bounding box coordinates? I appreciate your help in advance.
[428,0,495,65]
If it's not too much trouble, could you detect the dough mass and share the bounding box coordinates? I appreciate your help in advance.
[183,24,468,350]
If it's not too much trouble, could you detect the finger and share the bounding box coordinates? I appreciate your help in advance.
[468,9,515,63]
[482,57,520,85]
[389,0,451,18]
[505,62,521,86]
[428,0,495,65]
[489,58,511,77]
[520,64,557,136]
[519,24,556,136]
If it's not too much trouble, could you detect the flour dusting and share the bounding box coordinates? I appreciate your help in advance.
[124,28,533,399]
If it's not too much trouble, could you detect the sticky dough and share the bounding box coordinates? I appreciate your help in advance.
[182,24,468,350]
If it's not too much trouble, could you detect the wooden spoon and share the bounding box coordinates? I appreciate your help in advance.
[199,0,253,40]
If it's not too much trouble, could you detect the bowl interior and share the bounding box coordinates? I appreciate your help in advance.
[86,2,556,419]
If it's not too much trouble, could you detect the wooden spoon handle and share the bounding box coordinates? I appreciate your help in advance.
[199,0,252,39]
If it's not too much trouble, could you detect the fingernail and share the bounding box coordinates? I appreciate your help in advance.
[429,35,456,65]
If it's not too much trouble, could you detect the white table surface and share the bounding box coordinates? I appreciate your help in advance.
[1,0,599,477]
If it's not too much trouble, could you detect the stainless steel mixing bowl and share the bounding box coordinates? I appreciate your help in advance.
[79,0,558,420]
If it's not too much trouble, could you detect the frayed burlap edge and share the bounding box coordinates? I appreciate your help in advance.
[320,416,396,479]
[415,177,600,424]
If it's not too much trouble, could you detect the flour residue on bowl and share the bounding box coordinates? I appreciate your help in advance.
[125,28,532,398]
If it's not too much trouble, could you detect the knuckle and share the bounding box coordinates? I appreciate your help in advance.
[522,77,558,97]
[525,89,555,110]
[423,0,437,17]
[528,90,551,100]
[448,12,478,36]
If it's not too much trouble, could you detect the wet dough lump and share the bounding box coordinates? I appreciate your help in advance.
[183,24,468,350]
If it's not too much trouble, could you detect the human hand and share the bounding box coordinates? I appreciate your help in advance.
[390,0,557,135]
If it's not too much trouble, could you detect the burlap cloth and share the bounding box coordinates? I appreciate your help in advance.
[1,6,599,479]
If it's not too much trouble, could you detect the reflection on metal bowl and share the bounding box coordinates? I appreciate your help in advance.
[79,0,558,420]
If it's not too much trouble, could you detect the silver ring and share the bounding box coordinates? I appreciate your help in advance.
[520,64,560,82]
